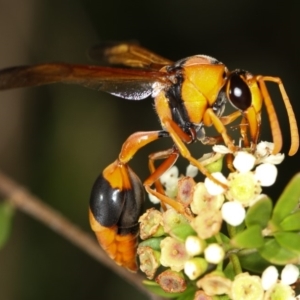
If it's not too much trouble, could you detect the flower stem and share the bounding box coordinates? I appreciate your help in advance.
[229,253,242,275]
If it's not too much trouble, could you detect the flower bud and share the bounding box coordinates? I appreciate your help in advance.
[185,235,206,256]
[221,201,246,226]
[204,243,225,264]
[184,257,208,280]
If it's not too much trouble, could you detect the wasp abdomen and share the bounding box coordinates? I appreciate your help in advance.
[89,160,144,271]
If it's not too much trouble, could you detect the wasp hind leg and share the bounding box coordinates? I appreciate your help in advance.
[144,147,194,220]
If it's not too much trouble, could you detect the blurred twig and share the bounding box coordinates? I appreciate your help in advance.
[0,171,164,300]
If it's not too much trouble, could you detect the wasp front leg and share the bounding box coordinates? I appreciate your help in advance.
[89,130,168,271]
[202,112,251,149]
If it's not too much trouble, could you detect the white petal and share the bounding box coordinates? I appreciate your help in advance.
[256,141,274,156]
[212,145,232,154]
[254,163,278,186]
[262,153,285,165]
[261,266,279,290]
[221,201,246,226]
[160,166,179,186]
[186,164,198,178]
[249,193,268,207]
[233,151,256,173]
[204,172,228,196]
[164,177,179,190]
[148,192,161,204]
[281,264,300,285]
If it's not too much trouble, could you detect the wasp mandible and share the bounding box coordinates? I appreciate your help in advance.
[0,42,298,272]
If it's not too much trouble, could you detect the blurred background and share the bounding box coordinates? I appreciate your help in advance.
[0,0,299,299]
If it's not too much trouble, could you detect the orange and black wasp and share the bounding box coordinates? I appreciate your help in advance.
[0,42,298,272]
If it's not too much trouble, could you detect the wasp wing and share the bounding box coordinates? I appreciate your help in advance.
[88,42,173,70]
[0,63,171,100]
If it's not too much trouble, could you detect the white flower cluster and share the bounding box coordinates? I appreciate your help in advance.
[204,141,283,226]
[151,142,283,226]
[142,141,300,298]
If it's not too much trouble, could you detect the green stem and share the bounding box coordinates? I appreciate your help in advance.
[227,224,237,238]
[229,253,242,275]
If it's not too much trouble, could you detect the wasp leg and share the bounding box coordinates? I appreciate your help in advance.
[221,115,251,149]
[220,111,252,148]
[145,147,193,215]
[159,118,228,189]
[219,111,242,126]
[197,111,241,146]
[238,115,250,148]
[148,148,179,211]
[89,130,168,271]
[200,110,253,148]
[198,110,253,172]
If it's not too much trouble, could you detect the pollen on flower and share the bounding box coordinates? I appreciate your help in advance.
[231,273,264,300]
[226,172,262,206]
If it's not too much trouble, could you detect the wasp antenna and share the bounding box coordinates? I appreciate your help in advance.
[260,76,299,156]
[256,76,283,154]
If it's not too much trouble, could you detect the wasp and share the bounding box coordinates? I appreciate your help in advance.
[0,42,298,272]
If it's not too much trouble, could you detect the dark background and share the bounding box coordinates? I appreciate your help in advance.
[0,1,299,299]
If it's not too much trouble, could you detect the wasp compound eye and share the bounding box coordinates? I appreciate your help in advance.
[228,72,251,111]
